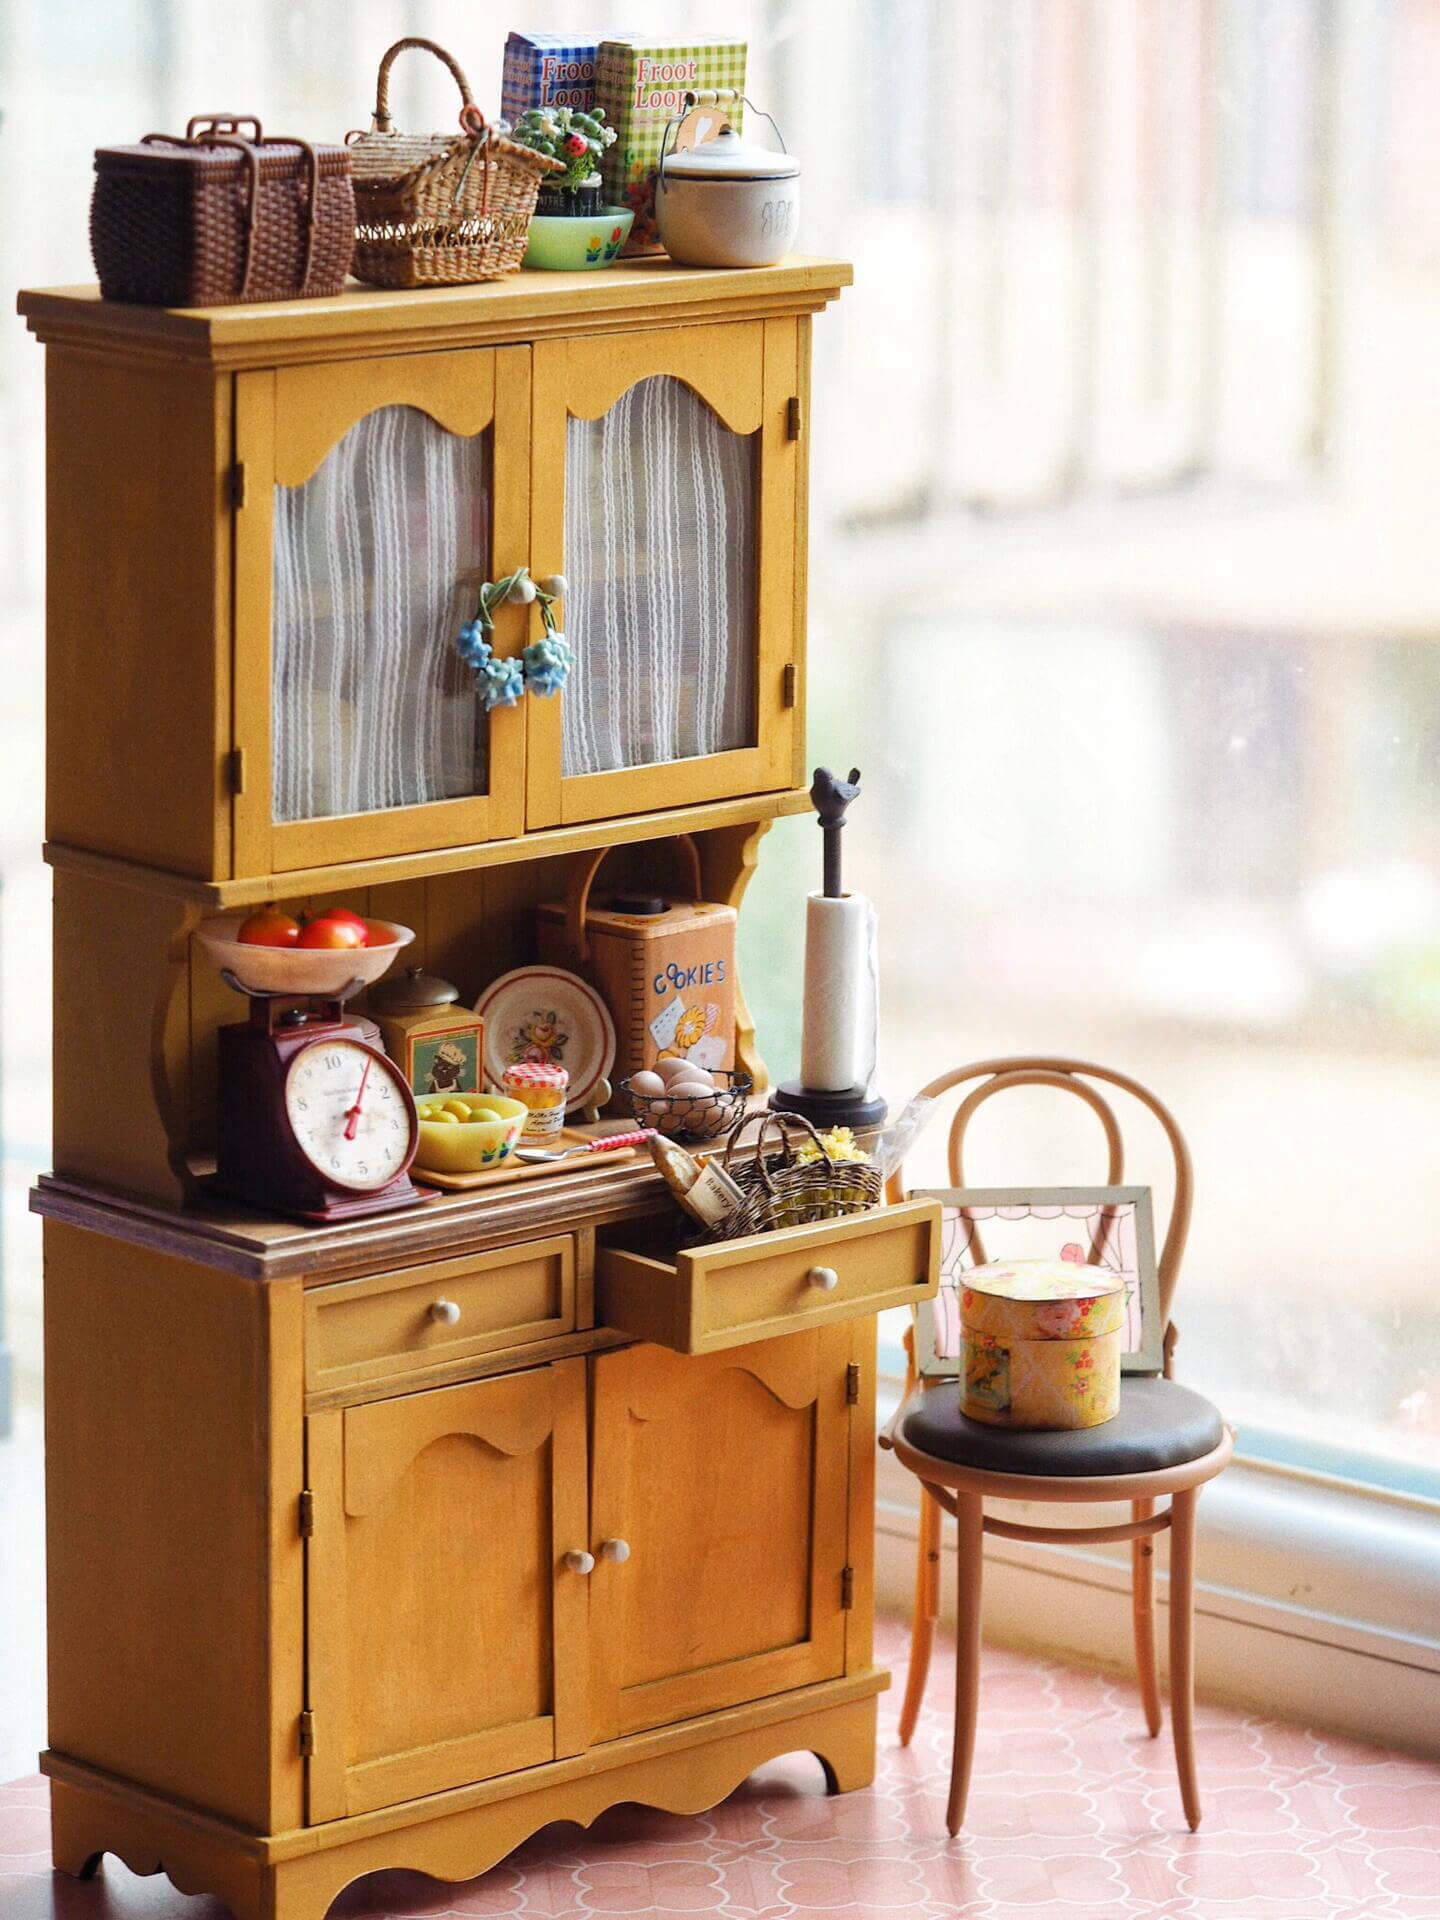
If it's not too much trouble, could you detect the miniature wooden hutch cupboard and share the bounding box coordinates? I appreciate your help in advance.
[20,259,940,1920]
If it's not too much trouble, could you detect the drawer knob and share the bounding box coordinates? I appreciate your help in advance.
[563,1549,595,1575]
[599,1537,631,1564]
[807,1265,840,1292]
[430,1299,462,1326]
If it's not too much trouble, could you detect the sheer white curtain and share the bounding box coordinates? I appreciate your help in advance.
[562,376,758,776]
[272,405,491,823]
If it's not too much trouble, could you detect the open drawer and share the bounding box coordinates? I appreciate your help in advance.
[596,1199,940,1355]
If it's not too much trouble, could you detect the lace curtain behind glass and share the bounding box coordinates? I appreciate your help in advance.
[272,406,491,824]
[562,376,758,777]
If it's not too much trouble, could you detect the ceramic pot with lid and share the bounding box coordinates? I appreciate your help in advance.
[656,104,800,269]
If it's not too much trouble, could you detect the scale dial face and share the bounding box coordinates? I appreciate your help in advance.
[284,1037,416,1192]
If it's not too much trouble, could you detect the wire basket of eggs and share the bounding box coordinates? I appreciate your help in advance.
[619,1061,753,1140]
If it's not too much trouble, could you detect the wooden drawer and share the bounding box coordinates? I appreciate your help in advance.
[306,1237,577,1393]
[596,1200,939,1354]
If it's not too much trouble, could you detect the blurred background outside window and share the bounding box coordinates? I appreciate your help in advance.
[1,0,1436,1499]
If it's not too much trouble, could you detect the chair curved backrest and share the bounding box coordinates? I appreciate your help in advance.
[888,1057,1193,1373]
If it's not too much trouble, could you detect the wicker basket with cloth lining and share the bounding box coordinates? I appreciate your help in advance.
[347,37,563,287]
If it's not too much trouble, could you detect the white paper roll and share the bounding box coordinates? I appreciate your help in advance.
[800,892,878,1093]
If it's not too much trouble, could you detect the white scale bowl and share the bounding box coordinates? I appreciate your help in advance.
[196,914,415,997]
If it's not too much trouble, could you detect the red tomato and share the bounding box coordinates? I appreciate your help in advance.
[297,916,368,951]
[302,906,370,947]
[237,907,301,947]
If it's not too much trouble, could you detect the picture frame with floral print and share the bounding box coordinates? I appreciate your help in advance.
[910,1186,1163,1379]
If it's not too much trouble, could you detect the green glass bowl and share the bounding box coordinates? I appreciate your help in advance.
[523,207,634,272]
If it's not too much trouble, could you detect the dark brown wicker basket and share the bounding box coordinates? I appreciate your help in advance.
[91,115,355,306]
[707,1112,883,1243]
[346,38,562,288]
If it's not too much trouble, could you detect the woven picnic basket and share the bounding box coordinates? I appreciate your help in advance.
[91,116,354,306]
[346,37,562,288]
[707,1112,883,1243]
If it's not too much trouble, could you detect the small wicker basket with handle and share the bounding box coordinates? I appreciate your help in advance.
[707,1112,883,1243]
[347,37,563,288]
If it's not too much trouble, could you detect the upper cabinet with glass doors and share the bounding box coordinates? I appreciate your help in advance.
[20,260,850,887]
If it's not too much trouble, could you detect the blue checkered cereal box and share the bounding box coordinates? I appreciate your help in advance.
[501,33,603,122]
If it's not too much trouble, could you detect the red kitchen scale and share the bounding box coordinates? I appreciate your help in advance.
[215,970,426,1223]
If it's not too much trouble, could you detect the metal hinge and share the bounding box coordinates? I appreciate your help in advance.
[226,461,248,510]
[782,662,798,708]
[786,395,803,441]
[845,1362,861,1405]
[298,1490,315,1538]
[225,747,247,796]
[298,1710,315,1757]
[840,1565,855,1611]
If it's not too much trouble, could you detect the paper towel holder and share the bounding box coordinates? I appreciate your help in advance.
[770,765,888,1131]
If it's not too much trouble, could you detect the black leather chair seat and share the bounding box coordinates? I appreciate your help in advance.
[900,1375,1224,1478]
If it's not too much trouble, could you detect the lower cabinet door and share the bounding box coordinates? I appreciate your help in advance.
[305,1357,589,1821]
[587,1327,853,1743]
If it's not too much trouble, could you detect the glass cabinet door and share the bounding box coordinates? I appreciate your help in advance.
[233,347,530,876]
[527,321,802,829]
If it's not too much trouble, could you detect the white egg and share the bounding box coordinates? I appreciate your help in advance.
[668,1075,715,1097]
[630,1069,666,1097]
[655,1056,699,1085]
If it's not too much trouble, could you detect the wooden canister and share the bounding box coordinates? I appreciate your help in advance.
[368,965,485,1097]
[960,1259,1126,1431]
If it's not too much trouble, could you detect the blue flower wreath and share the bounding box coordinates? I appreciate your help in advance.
[523,629,573,698]
[455,568,573,709]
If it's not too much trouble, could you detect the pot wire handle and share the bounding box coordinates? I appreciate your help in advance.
[681,89,788,154]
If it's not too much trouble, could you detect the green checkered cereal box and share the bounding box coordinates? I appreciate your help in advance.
[595,38,747,253]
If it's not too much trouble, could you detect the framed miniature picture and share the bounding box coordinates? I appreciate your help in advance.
[910,1186,1163,1378]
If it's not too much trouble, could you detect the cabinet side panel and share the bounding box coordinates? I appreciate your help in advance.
[45,350,229,877]
[43,1224,303,1831]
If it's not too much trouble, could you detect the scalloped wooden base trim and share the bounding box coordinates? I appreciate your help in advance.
[48,1689,879,1920]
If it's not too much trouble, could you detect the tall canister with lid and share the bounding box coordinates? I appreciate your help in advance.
[537,836,737,1085]
[960,1259,1126,1430]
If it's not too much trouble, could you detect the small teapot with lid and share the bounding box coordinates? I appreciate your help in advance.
[656,93,800,269]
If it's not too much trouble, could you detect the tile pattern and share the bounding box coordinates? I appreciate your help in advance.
[3,1618,1438,1919]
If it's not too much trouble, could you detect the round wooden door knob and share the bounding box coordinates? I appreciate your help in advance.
[563,1549,596,1575]
[599,1537,631,1564]
[807,1266,840,1291]
[430,1299,462,1325]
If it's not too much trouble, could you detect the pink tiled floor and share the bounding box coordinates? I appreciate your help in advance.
[3,1618,1438,1919]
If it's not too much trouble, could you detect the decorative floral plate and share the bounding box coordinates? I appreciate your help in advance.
[475,966,617,1112]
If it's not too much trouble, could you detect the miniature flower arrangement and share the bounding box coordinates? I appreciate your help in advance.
[794,1125,875,1220]
[456,568,573,711]
[509,105,616,217]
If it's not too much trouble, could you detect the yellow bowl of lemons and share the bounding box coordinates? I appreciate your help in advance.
[414,1092,528,1174]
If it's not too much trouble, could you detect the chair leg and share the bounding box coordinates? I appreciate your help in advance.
[946,1490,985,1836]
[1168,1486,1202,1830]
[898,1484,943,1746]
[1131,1496,1163,1737]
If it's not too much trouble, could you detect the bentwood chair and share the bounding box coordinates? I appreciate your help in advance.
[879,1058,1233,1833]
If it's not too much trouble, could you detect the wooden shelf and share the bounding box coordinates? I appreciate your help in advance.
[17,255,852,371]
[44,786,814,906]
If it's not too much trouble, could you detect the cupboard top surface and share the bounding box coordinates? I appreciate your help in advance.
[17,255,852,369]
[32,1157,672,1281]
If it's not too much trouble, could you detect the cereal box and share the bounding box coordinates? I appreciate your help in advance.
[501,33,602,122]
[595,37,747,252]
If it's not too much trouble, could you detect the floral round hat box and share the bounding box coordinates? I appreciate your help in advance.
[960,1258,1127,1432]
